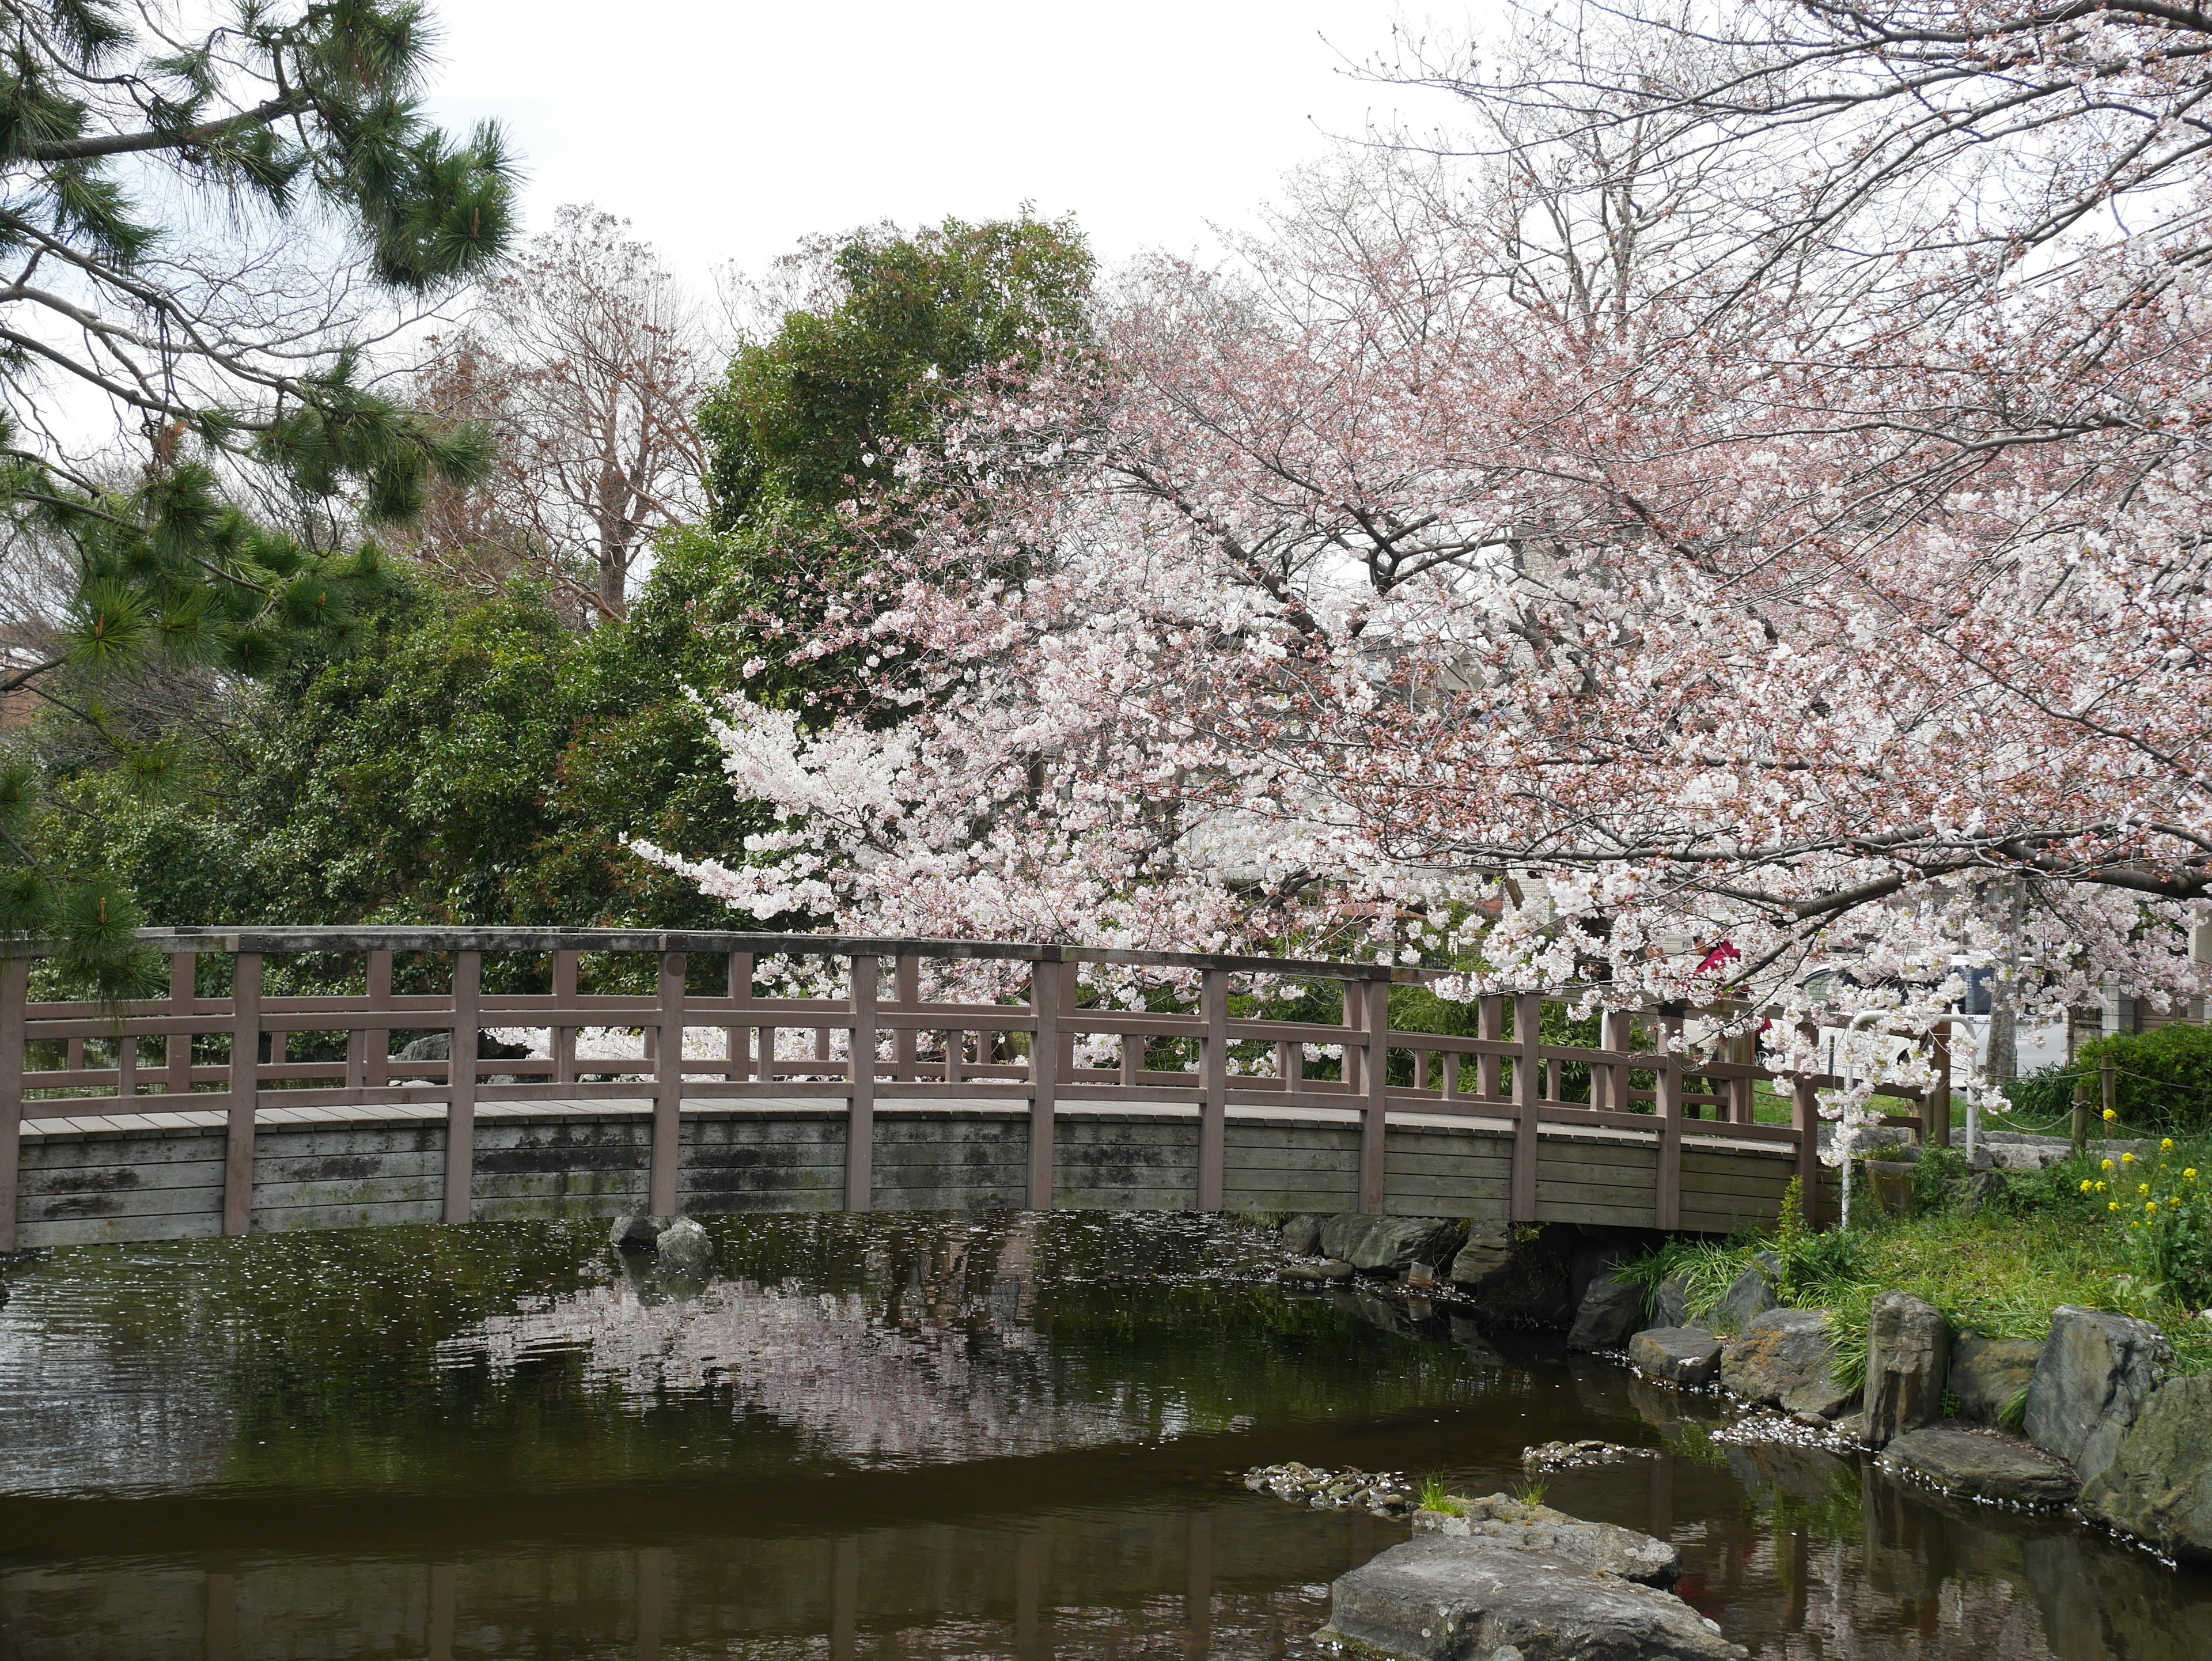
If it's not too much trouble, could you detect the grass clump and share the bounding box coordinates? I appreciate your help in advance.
[1511,1477,1548,1508]
[1416,1474,1464,1515]
[1613,1137,2212,1381]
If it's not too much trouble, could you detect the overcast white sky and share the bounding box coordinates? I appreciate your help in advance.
[419,1,1474,289]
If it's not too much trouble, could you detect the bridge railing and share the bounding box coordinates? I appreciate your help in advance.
[0,928,1951,1248]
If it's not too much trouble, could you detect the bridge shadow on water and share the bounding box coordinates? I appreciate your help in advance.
[0,1212,2205,1660]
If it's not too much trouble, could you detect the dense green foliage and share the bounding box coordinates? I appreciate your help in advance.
[2078,1024,2212,1132]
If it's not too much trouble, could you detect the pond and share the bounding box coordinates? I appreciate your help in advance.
[1,1213,2206,1660]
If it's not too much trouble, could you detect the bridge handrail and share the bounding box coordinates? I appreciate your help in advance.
[0,928,1954,1249]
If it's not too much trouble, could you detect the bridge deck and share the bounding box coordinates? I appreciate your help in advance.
[2,928,1906,1250]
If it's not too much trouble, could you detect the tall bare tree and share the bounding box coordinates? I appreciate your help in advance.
[410,206,709,618]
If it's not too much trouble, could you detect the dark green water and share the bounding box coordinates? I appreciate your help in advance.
[1,1213,2206,1659]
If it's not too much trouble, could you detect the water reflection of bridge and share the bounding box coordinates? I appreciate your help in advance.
[3,929,1904,1250]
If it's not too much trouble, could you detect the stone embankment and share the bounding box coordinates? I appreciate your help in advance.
[1271,1209,2212,1568]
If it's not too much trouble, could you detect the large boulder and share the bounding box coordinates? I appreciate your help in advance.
[656,1216,714,1272]
[1318,1533,1744,1661]
[1279,1214,1326,1255]
[2024,1307,2173,1486]
[1412,1493,1678,1585]
[1565,1270,1647,1353]
[1949,1333,2043,1425]
[1449,1225,1575,1327]
[1321,1214,1467,1276]
[1712,1253,1781,1331]
[1649,1272,1693,1330]
[1628,1326,1722,1388]
[1877,1425,2078,1509]
[1721,1308,1857,1419]
[1860,1292,1950,1450]
[609,1214,668,1252]
[2079,1373,2212,1563]
[395,1030,533,1062]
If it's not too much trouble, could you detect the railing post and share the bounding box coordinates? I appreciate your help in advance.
[727,952,753,1081]
[1924,1020,1951,1148]
[844,955,877,1213]
[1199,968,1228,1211]
[1359,978,1389,1213]
[893,955,918,1081]
[1598,1008,1631,1113]
[0,955,26,1251]
[1793,1072,1821,1227]
[224,952,263,1238]
[1029,957,1060,1210]
[1655,1012,1684,1231]
[552,949,579,1085]
[365,950,392,1089]
[1478,996,1503,1102]
[167,951,196,1099]
[445,951,481,1225]
[1343,978,1364,1093]
[650,952,686,1216]
[1510,993,1540,1223]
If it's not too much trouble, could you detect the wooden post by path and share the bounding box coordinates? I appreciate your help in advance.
[1342,976,1365,1094]
[364,950,392,1089]
[1510,994,1541,1223]
[1478,996,1503,1102]
[892,955,918,1081]
[844,955,877,1212]
[444,951,481,1225]
[1358,978,1389,1213]
[649,951,686,1217]
[0,957,25,1251]
[1924,1020,1951,1148]
[1654,1012,1684,1231]
[1597,1008,1631,1113]
[168,951,196,1099]
[224,952,263,1237]
[1029,958,1060,1210]
[727,952,753,1081]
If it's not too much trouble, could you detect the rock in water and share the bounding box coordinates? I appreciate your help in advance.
[609,1214,666,1253]
[1566,1270,1648,1352]
[1412,1493,1679,1585]
[1861,1292,1950,1449]
[1279,1214,1326,1255]
[2024,1307,2172,1486]
[2079,1372,2212,1563]
[1721,1309,1857,1419]
[1650,1272,1692,1330]
[1949,1334,2043,1425]
[1877,1426,2079,1509]
[1629,1326,1723,1388]
[656,1217,713,1271]
[1320,1214,1467,1276]
[395,1030,535,1062]
[1449,1225,1574,1327]
[1319,1534,1744,1661]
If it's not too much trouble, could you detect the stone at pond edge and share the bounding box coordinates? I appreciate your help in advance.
[2079,1372,2212,1564]
[1861,1291,1950,1450]
[1320,1214,1467,1276]
[1877,1425,2078,1509]
[1721,1308,1858,1419]
[1949,1334,2043,1425]
[2024,1307,2172,1488]
[1413,1492,1680,1586]
[1319,1534,1745,1661]
[1279,1214,1326,1255]
[395,1030,535,1062]
[1449,1224,1575,1327]
[656,1217,713,1271]
[1714,1253,1781,1331]
[1630,1326,1723,1388]
[609,1214,667,1252]
[1279,1259,1355,1284]
[1649,1272,1692,1330]
[1565,1270,1647,1353]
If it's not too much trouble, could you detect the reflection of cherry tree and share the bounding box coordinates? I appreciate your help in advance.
[434,1251,1191,1466]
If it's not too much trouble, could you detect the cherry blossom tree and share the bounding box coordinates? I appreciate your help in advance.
[637,6,2210,1094]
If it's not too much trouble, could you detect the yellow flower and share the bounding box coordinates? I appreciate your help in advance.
[2103,1159,2116,1172]
[2109,1201,2122,1213]
[2147,1201,2160,1215]
[2105,1108,2119,1123]
[2123,1152,2137,1165]
[2081,1179,2094,1193]
[2141,1183,2152,1197]
[2097,1181,2109,1192]
[2162,1138,2176,1153]
[2188,1169,2200,1182]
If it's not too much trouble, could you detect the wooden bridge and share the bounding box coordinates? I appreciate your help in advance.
[1,930,1938,1250]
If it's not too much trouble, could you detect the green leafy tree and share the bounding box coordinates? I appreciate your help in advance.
[0,0,516,983]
